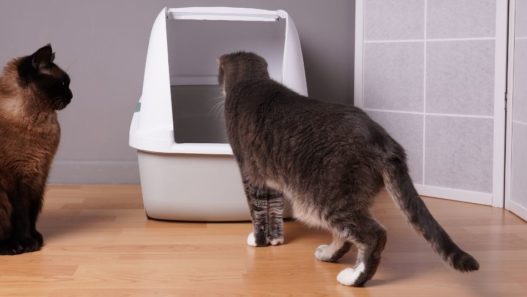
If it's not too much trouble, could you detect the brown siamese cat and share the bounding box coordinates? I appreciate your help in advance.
[218,52,478,286]
[0,44,72,254]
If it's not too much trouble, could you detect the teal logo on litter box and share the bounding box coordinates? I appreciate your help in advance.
[135,102,141,112]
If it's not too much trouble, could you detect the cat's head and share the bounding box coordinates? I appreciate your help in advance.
[16,44,72,110]
[217,52,269,93]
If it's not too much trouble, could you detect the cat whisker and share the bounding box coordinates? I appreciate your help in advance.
[209,100,225,117]
[208,95,226,117]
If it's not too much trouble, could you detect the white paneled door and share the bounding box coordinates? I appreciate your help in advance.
[506,0,527,220]
[355,0,508,206]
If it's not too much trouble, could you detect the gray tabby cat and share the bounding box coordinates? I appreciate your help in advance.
[218,52,479,287]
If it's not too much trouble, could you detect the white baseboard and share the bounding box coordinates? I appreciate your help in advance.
[48,160,140,184]
[506,199,527,221]
[415,184,493,206]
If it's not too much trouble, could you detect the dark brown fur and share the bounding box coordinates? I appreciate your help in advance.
[218,52,478,286]
[0,45,72,254]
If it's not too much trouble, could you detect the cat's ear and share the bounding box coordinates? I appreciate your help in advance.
[31,44,54,70]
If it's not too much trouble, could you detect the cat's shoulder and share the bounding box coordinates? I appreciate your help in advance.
[232,79,285,93]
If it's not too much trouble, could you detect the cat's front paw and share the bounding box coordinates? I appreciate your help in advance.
[247,232,269,247]
[0,237,42,255]
[0,240,22,255]
[269,236,284,246]
[32,231,44,246]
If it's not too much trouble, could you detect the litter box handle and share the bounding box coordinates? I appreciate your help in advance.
[166,7,285,22]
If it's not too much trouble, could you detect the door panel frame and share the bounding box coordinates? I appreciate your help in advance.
[354,0,507,206]
[505,0,527,219]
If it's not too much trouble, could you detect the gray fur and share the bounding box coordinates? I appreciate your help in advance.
[218,52,479,286]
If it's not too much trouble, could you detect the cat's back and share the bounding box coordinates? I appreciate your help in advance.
[228,78,394,150]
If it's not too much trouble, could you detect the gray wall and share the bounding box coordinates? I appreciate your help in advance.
[0,0,354,183]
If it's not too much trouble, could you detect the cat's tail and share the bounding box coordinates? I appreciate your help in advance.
[0,190,12,240]
[382,155,479,272]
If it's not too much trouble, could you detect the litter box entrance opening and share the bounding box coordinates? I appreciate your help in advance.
[167,18,286,144]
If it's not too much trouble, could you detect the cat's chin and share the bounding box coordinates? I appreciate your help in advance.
[54,100,71,110]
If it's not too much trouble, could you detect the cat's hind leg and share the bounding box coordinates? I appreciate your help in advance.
[0,189,12,241]
[335,212,387,287]
[315,236,352,262]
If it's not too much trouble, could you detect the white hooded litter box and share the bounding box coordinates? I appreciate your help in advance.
[129,7,307,221]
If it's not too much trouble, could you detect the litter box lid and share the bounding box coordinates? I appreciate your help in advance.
[129,7,306,155]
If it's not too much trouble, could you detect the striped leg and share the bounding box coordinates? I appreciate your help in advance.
[243,180,269,247]
[267,190,284,246]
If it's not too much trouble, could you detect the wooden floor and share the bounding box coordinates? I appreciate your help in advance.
[0,185,525,297]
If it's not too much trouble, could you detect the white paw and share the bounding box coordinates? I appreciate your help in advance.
[336,262,366,286]
[315,244,333,262]
[314,244,330,261]
[269,237,284,246]
[247,232,257,246]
